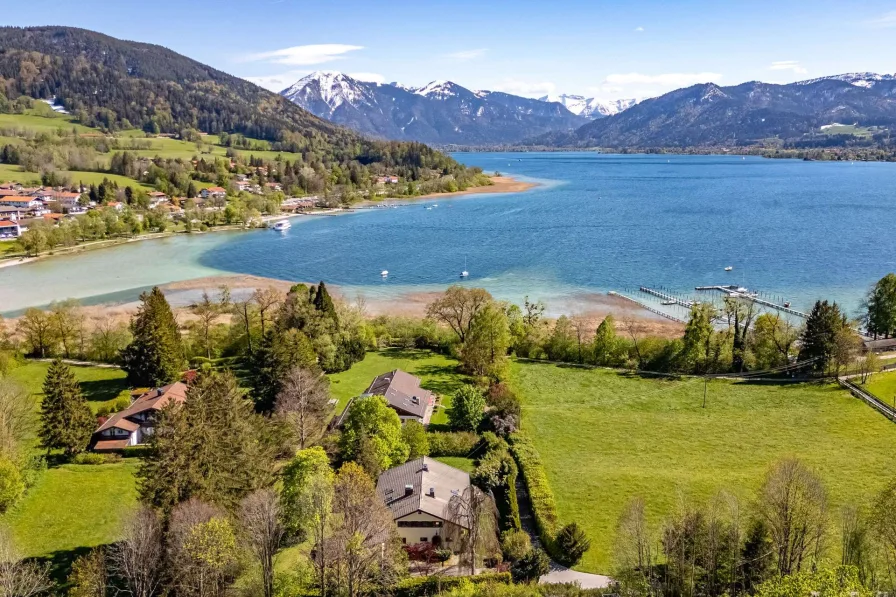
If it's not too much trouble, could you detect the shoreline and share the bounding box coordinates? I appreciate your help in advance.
[0,175,535,270]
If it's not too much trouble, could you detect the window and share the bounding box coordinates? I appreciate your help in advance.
[397,520,442,528]
[420,537,428,542]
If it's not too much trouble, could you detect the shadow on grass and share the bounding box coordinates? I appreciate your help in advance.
[80,378,129,403]
[32,545,101,589]
[379,348,438,361]
[416,364,467,396]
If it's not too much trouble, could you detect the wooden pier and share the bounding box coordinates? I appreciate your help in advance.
[695,285,808,318]
[639,286,695,308]
[609,291,689,324]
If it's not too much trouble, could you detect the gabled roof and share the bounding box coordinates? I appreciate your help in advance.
[376,457,471,525]
[364,369,433,418]
[95,382,188,433]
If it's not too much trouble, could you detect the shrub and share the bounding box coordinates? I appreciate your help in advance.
[555,522,591,567]
[501,529,532,562]
[393,572,512,597]
[511,547,550,584]
[427,431,480,457]
[71,452,122,465]
[448,385,487,432]
[508,433,560,556]
[0,457,25,513]
[113,396,131,412]
[402,421,430,459]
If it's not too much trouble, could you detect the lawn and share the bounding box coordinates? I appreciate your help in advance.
[864,370,896,405]
[511,361,896,573]
[0,111,95,134]
[7,360,131,414]
[327,348,468,426]
[433,456,476,473]
[3,461,139,559]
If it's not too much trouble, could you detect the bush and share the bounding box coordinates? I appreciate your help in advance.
[508,433,560,557]
[448,385,487,432]
[501,529,532,562]
[511,547,550,583]
[555,522,591,567]
[393,572,512,597]
[113,396,131,412]
[0,457,25,513]
[427,431,480,457]
[71,452,122,465]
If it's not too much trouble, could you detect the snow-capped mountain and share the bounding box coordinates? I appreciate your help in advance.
[538,93,639,118]
[280,71,587,145]
[797,72,896,88]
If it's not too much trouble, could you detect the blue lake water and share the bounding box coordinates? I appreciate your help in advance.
[2,152,895,316]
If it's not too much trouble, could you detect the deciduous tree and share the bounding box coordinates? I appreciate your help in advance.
[447,385,486,433]
[338,395,408,476]
[426,286,493,343]
[444,485,500,575]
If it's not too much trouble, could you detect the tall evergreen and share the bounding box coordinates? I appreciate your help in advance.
[121,287,184,386]
[39,359,95,456]
[798,300,847,371]
[251,328,318,412]
[312,282,338,323]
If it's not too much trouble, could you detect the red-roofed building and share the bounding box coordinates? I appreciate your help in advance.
[91,382,188,451]
[201,186,227,199]
[0,220,20,238]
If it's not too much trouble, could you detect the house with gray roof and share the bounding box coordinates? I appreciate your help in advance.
[363,369,435,424]
[376,456,470,547]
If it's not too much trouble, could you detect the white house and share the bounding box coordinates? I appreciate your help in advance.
[0,219,21,238]
[376,457,471,547]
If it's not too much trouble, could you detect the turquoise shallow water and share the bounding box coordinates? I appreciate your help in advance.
[2,152,896,316]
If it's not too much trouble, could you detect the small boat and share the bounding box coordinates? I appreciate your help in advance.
[724,266,733,272]
[661,300,676,306]
[460,257,469,278]
[271,220,291,231]
[380,270,389,277]
[783,302,791,308]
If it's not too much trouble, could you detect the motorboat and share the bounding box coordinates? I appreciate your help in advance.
[724,266,733,271]
[271,220,291,231]
[381,270,389,277]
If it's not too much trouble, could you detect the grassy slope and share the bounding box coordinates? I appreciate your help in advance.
[326,348,468,427]
[7,361,131,413]
[511,360,896,573]
[864,370,896,403]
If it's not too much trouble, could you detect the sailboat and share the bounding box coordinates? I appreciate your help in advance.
[381,270,389,277]
[460,257,469,278]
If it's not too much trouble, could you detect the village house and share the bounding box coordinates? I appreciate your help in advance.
[106,201,125,211]
[0,196,44,212]
[91,382,188,450]
[200,186,227,199]
[0,219,21,238]
[363,369,436,424]
[148,191,169,207]
[376,457,471,547]
[377,176,400,184]
[265,182,283,192]
[0,206,28,222]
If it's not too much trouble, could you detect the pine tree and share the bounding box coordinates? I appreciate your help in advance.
[121,287,184,386]
[799,300,848,372]
[313,282,338,325]
[39,359,95,456]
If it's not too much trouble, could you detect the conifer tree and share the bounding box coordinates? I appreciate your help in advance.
[121,287,184,386]
[313,281,338,324]
[39,359,95,456]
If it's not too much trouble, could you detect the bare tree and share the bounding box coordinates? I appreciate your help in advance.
[757,458,827,576]
[723,298,757,372]
[0,380,35,460]
[231,299,257,356]
[240,489,284,597]
[108,507,165,597]
[252,288,282,338]
[50,299,85,359]
[0,529,51,597]
[426,286,493,343]
[306,472,335,597]
[191,291,228,360]
[274,367,331,449]
[616,497,654,574]
[570,314,590,364]
[17,308,56,358]
[621,314,645,369]
[88,319,131,363]
[444,486,500,575]
[331,463,402,597]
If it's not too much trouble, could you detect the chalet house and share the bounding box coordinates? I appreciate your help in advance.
[0,220,21,238]
[0,206,27,222]
[265,182,283,192]
[363,369,435,424]
[377,457,471,547]
[0,197,43,212]
[201,186,227,199]
[148,191,168,207]
[377,176,400,184]
[106,201,125,212]
[91,382,188,450]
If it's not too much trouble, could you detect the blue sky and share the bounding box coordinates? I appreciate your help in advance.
[5,0,896,99]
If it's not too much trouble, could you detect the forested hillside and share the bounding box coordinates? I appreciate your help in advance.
[0,26,482,184]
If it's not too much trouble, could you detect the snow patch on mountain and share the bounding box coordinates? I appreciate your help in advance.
[797,72,896,88]
[538,93,639,118]
[280,71,374,114]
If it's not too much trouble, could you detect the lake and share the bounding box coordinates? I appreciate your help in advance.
[2,152,895,317]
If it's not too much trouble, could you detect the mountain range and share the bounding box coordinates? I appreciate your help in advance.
[537,94,639,119]
[529,73,896,148]
[281,72,626,145]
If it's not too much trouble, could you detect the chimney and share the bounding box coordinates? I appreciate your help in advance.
[422,462,429,472]
[428,487,435,498]
[404,484,413,496]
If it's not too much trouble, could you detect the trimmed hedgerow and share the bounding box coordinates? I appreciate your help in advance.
[507,432,560,558]
[392,572,512,597]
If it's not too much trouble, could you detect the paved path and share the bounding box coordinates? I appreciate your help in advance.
[514,474,614,588]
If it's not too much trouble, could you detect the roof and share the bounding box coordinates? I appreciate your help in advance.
[0,220,18,227]
[376,457,471,525]
[364,369,434,418]
[95,382,188,434]
[207,186,226,192]
[92,439,130,451]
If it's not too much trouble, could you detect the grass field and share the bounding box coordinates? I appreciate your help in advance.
[433,456,476,473]
[327,348,468,427]
[511,361,896,573]
[0,112,95,134]
[864,370,896,404]
[4,461,139,559]
[7,361,131,414]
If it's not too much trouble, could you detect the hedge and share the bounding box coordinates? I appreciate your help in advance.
[391,572,512,597]
[427,431,481,457]
[507,432,561,559]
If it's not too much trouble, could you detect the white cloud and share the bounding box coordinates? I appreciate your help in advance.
[348,72,386,84]
[634,26,644,32]
[769,60,808,75]
[443,48,488,60]
[490,78,556,97]
[867,10,896,28]
[603,72,722,86]
[242,44,363,66]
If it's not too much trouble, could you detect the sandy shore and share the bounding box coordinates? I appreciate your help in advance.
[414,176,538,200]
